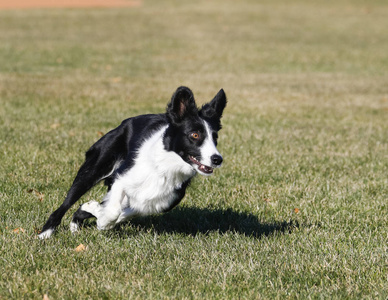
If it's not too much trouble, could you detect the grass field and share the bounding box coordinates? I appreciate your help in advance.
[0,0,387,298]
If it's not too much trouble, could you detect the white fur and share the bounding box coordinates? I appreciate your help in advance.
[198,120,222,173]
[38,228,54,239]
[69,221,79,233]
[78,126,196,230]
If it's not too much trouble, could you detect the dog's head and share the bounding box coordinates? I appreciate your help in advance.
[165,86,227,176]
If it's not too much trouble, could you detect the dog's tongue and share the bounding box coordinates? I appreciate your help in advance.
[189,156,213,174]
[199,164,213,174]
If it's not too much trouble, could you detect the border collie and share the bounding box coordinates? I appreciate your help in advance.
[39,86,226,239]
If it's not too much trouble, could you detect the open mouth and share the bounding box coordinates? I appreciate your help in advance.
[189,156,213,174]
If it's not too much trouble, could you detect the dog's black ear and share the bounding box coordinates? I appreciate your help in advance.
[200,89,227,124]
[167,86,198,123]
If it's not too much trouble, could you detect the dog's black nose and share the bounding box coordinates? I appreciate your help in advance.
[211,154,223,166]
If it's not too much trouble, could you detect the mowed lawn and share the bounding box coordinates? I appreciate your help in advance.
[0,0,387,298]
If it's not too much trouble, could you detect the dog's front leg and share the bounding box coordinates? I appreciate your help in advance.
[116,206,138,224]
[96,183,126,230]
[79,184,125,231]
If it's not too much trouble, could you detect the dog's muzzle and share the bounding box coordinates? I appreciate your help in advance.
[189,156,214,174]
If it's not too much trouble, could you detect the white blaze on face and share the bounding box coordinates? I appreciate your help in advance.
[200,120,221,167]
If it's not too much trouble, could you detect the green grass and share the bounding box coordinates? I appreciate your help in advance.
[0,0,387,298]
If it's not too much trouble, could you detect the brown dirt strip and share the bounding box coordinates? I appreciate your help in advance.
[0,0,141,9]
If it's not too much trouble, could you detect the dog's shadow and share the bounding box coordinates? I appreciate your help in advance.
[114,207,300,238]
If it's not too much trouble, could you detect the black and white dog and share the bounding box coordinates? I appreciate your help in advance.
[39,86,226,239]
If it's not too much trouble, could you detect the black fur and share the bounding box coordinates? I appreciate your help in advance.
[39,86,226,237]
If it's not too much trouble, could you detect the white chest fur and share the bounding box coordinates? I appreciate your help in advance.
[116,126,196,214]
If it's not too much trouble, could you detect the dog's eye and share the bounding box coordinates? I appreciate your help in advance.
[190,132,200,139]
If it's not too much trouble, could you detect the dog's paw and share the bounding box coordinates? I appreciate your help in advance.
[81,200,101,215]
[38,228,54,239]
[96,218,116,231]
[69,221,79,233]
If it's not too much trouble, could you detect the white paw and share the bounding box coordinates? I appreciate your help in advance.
[69,221,79,233]
[38,228,54,239]
[97,218,116,231]
[81,200,101,216]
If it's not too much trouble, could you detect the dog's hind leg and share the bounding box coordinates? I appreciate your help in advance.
[38,118,130,239]
[69,206,95,233]
[69,190,113,233]
[69,200,103,232]
[38,180,96,239]
[71,184,127,232]
[39,149,119,239]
